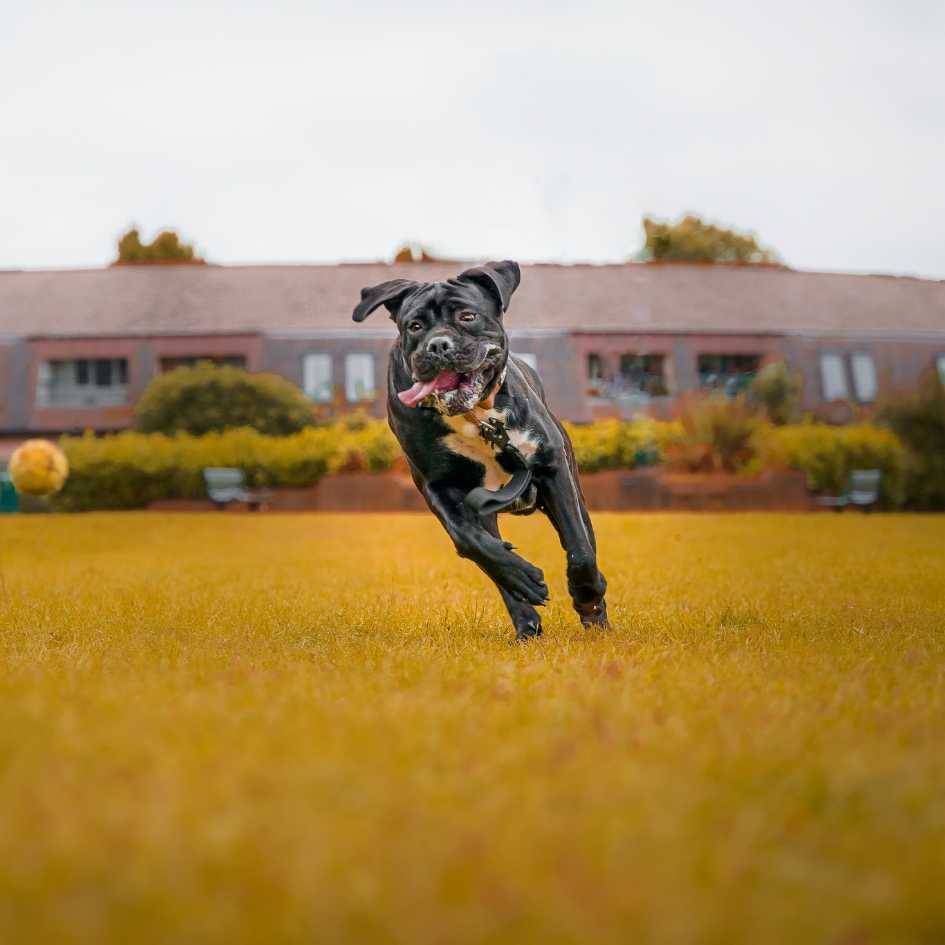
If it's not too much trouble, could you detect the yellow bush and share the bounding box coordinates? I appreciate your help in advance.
[764,422,907,505]
[54,420,399,511]
[51,415,909,510]
[563,417,683,472]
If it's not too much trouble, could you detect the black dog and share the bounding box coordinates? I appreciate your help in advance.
[353,260,608,640]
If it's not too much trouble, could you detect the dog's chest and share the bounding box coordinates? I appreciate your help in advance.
[440,408,539,490]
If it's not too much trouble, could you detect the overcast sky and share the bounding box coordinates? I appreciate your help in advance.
[2,1,944,277]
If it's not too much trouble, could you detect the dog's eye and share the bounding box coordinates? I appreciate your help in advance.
[458,311,478,322]
[408,321,424,332]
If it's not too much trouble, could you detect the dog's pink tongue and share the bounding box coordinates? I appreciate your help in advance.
[398,371,461,407]
[398,378,438,407]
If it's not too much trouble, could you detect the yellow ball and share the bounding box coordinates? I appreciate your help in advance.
[9,439,70,497]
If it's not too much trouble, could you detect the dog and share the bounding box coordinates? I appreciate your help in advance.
[352,260,608,640]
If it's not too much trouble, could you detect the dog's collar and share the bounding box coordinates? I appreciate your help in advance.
[462,400,533,517]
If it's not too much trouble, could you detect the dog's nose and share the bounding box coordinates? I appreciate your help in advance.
[425,335,455,358]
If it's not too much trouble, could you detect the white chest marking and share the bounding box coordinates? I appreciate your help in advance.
[440,409,540,491]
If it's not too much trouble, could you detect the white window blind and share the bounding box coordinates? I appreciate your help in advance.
[850,353,877,402]
[819,354,849,401]
[345,353,376,402]
[302,353,332,403]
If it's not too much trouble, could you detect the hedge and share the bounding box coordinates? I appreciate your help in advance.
[50,415,911,511]
[54,419,398,512]
[562,417,684,472]
[764,423,907,506]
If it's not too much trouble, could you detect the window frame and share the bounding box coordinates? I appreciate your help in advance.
[344,352,377,403]
[697,353,761,397]
[849,352,878,403]
[36,357,130,408]
[617,352,668,397]
[819,352,850,402]
[302,352,334,403]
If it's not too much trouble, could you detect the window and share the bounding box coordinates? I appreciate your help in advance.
[36,358,129,407]
[513,352,538,372]
[345,353,376,402]
[303,353,333,403]
[160,355,246,372]
[618,353,668,396]
[586,353,606,394]
[697,354,760,396]
[819,353,849,401]
[850,353,878,403]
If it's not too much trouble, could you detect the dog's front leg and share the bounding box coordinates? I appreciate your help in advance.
[422,483,549,615]
[480,513,544,639]
[539,462,609,629]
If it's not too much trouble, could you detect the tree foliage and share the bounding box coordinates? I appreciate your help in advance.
[666,395,763,473]
[115,227,205,265]
[640,215,777,264]
[880,371,945,509]
[750,361,802,425]
[393,242,441,263]
[135,362,313,436]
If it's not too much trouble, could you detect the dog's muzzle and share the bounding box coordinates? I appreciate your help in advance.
[398,345,503,415]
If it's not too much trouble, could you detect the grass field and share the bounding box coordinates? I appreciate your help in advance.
[1,512,943,945]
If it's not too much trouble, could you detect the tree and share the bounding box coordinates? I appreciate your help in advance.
[135,362,314,436]
[393,242,441,263]
[750,361,802,425]
[638,214,778,264]
[114,227,205,265]
[880,371,945,509]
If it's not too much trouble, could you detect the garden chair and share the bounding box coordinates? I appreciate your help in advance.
[818,469,882,512]
[202,467,270,511]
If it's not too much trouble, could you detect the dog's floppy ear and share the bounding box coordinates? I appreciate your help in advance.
[352,279,419,322]
[457,260,521,313]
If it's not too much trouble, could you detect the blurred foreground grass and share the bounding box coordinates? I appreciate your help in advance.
[0,512,943,945]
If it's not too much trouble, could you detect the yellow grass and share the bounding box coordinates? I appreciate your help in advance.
[1,512,943,945]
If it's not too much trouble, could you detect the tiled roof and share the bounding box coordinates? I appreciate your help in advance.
[1,262,943,339]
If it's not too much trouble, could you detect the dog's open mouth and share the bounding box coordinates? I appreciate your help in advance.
[398,367,493,414]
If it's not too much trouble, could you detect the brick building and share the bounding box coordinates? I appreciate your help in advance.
[1,261,944,437]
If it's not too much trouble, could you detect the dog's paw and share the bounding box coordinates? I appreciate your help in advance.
[515,618,543,641]
[577,600,609,629]
[501,557,549,607]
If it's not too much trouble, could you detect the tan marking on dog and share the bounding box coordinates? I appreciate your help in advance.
[441,407,540,491]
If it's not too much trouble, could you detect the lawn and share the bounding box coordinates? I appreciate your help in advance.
[1,512,943,945]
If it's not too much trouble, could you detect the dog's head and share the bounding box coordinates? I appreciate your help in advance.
[352,261,520,415]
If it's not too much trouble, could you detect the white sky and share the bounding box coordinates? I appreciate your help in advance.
[2,0,944,277]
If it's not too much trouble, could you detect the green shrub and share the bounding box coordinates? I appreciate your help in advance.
[135,362,314,436]
[666,396,762,473]
[765,422,906,506]
[54,420,399,512]
[750,361,802,425]
[879,373,945,510]
[563,417,683,473]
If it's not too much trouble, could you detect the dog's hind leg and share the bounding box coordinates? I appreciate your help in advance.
[481,514,543,640]
[538,463,609,629]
